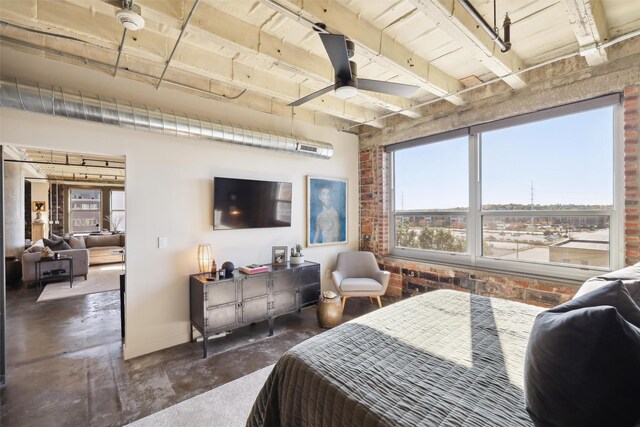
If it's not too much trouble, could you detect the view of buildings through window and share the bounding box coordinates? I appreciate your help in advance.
[393,105,615,270]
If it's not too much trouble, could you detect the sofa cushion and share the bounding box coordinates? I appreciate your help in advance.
[43,238,71,251]
[85,234,121,248]
[68,236,86,249]
[524,280,640,427]
[28,246,44,253]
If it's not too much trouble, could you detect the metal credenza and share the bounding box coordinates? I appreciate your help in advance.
[189,261,320,358]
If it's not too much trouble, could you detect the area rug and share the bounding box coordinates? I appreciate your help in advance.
[127,364,274,427]
[36,265,122,302]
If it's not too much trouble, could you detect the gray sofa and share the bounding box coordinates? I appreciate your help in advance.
[22,246,89,286]
[84,234,125,265]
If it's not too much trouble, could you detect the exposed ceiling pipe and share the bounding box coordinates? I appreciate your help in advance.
[261,0,329,34]
[156,0,201,89]
[0,78,334,159]
[113,28,127,77]
[457,0,511,53]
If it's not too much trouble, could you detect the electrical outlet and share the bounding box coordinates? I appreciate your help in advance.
[158,237,168,248]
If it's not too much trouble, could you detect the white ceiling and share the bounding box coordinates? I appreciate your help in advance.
[0,0,639,132]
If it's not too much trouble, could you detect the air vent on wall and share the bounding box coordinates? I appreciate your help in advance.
[298,144,319,153]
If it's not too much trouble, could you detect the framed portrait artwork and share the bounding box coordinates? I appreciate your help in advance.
[32,201,46,212]
[306,176,348,246]
[272,246,288,265]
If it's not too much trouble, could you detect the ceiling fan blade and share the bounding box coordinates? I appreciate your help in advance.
[288,85,335,107]
[319,33,352,81]
[358,79,419,98]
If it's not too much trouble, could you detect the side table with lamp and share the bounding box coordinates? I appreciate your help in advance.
[190,243,320,358]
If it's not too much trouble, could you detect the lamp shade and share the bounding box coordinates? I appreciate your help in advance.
[197,244,212,274]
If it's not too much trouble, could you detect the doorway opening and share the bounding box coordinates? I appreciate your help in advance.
[2,145,126,390]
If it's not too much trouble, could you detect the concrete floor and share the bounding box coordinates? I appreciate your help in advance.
[0,283,385,426]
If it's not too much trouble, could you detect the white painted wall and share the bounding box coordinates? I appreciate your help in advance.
[0,49,359,359]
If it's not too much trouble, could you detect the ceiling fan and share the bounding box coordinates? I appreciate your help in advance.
[289,32,419,107]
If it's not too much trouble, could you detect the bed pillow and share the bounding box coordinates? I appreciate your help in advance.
[524,281,640,427]
[43,238,71,251]
[559,280,640,327]
[575,263,640,304]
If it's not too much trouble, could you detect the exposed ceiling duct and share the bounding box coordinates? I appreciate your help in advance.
[0,78,334,159]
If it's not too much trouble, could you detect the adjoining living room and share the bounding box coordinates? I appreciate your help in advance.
[3,145,126,386]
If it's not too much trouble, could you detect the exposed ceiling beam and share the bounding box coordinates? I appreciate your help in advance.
[407,0,526,89]
[561,0,609,66]
[62,0,419,118]
[0,16,384,128]
[261,0,466,106]
[0,36,356,131]
[165,43,386,127]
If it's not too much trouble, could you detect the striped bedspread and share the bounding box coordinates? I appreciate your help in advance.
[247,289,543,426]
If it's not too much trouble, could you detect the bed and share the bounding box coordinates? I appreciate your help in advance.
[247,289,544,426]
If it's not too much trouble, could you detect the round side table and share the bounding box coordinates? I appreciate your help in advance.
[317,295,343,328]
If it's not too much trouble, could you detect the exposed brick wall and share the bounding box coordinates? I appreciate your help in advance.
[624,86,640,265]
[360,85,640,307]
[377,258,574,307]
[359,146,388,255]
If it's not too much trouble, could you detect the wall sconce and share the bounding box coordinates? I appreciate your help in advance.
[197,244,212,274]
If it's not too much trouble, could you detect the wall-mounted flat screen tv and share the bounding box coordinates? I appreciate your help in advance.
[214,177,292,229]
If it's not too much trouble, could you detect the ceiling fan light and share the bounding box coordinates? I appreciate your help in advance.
[335,84,358,99]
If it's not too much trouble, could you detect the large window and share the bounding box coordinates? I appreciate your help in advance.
[390,95,622,280]
[70,188,101,234]
[110,190,125,232]
[394,135,468,253]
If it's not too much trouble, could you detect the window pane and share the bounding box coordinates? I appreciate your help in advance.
[110,211,125,232]
[481,107,613,210]
[395,137,468,210]
[396,214,466,253]
[482,215,609,268]
[111,190,125,210]
[70,189,101,233]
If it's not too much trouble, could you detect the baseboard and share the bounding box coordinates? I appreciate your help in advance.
[123,331,190,360]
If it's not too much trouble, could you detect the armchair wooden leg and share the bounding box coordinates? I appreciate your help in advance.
[342,296,348,310]
[368,296,373,304]
[376,296,382,308]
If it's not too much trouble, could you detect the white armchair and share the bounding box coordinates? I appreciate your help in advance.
[331,251,390,310]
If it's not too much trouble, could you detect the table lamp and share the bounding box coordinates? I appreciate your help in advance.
[197,244,212,274]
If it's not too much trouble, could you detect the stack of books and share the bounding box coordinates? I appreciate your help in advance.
[239,264,269,275]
